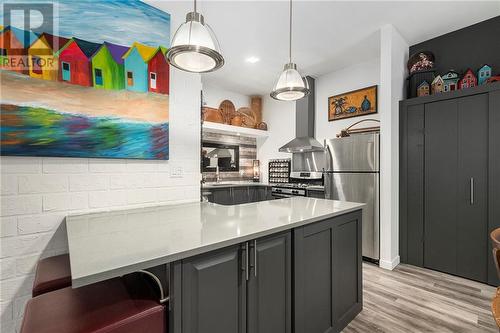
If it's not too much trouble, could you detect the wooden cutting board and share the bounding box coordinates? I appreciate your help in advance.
[219,100,236,124]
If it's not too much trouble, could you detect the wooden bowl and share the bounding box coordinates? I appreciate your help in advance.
[257,122,268,130]
[238,107,257,128]
[202,107,224,123]
[231,114,243,126]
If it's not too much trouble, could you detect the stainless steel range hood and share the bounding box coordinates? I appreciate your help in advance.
[279,137,324,153]
[279,76,324,153]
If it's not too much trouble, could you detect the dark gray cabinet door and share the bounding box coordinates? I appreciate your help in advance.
[294,211,362,333]
[248,187,258,202]
[255,187,269,202]
[424,95,488,282]
[232,187,249,205]
[211,188,233,205]
[294,220,334,333]
[456,94,488,281]
[307,190,325,199]
[178,245,246,333]
[332,213,362,330]
[406,105,425,266]
[489,90,500,286]
[247,232,291,333]
[265,187,274,200]
[424,99,459,275]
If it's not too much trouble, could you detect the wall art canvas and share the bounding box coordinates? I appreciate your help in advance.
[0,0,170,159]
[328,85,377,122]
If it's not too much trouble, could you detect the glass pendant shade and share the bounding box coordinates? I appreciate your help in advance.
[270,63,310,101]
[167,12,224,73]
[270,0,309,101]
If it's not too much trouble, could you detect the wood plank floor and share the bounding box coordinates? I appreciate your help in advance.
[343,263,498,333]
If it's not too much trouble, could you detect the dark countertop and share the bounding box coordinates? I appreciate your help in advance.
[203,182,270,190]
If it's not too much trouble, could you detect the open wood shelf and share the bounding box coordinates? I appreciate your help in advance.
[202,121,269,138]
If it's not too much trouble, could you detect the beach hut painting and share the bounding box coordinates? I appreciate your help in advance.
[0,26,37,74]
[91,42,128,90]
[123,42,157,93]
[148,47,169,94]
[29,33,70,81]
[0,0,171,160]
[58,38,101,86]
[0,27,24,72]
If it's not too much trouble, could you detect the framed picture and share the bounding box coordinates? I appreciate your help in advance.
[1,0,170,159]
[328,85,377,122]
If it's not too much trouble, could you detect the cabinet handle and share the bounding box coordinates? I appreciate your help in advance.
[470,177,474,205]
[245,242,249,281]
[254,240,257,277]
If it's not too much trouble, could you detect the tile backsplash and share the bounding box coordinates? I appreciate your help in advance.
[202,132,257,182]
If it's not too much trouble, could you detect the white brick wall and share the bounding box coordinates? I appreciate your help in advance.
[0,68,201,332]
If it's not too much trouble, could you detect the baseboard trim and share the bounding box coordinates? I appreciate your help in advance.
[379,255,400,270]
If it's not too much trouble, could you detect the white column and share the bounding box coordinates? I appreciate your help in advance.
[379,24,408,270]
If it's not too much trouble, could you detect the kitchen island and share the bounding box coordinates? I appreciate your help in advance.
[66,197,364,333]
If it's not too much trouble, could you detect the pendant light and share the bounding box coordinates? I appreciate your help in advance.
[270,0,309,101]
[167,0,224,73]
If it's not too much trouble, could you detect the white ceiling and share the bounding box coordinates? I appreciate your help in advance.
[148,1,500,96]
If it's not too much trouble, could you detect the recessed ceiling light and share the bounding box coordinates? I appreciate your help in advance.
[245,56,260,64]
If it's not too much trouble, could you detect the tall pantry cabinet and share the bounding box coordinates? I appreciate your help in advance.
[399,82,500,285]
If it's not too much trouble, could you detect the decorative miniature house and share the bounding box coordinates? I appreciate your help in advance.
[478,64,492,85]
[407,70,435,98]
[442,71,460,92]
[431,75,444,94]
[459,68,477,89]
[417,81,430,97]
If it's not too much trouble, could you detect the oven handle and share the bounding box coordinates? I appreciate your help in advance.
[272,193,293,198]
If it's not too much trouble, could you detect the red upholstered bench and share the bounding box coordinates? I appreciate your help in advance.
[21,275,166,333]
[32,254,72,297]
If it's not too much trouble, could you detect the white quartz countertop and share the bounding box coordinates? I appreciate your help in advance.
[66,197,364,288]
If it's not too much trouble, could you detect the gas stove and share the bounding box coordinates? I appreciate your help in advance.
[271,186,307,197]
[271,171,323,198]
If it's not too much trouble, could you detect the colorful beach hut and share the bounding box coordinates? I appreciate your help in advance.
[147,46,169,95]
[58,38,101,87]
[0,26,38,73]
[122,42,156,93]
[28,33,69,81]
[91,42,128,90]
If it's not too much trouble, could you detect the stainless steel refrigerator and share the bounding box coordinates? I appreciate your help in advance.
[324,133,380,262]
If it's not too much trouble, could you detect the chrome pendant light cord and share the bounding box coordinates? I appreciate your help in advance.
[194,0,197,14]
[289,0,292,63]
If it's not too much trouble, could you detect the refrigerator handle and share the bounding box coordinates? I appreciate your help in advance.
[324,173,332,200]
[325,144,333,172]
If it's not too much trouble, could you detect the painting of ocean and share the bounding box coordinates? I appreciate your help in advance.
[1,104,168,159]
[0,0,170,159]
